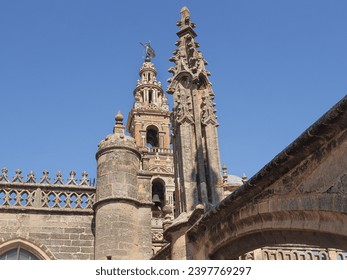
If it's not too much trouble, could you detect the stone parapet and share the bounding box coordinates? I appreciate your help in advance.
[0,169,95,214]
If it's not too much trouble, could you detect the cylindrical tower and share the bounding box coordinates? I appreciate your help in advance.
[94,112,152,260]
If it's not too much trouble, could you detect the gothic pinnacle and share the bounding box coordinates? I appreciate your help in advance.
[180,6,190,24]
[176,6,197,36]
[167,6,212,93]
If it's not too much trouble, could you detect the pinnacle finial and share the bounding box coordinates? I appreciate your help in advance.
[242,173,248,183]
[176,6,196,33]
[115,111,123,125]
[180,6,190,17]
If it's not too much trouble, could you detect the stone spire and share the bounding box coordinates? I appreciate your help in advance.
[167,6,212,90]
[167,7,222,213]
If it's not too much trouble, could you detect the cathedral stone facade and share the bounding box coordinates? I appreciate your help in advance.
[0,7,346,260]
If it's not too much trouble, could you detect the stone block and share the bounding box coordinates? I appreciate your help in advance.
[60,246,81,253]
[50,233,70,240]
[64,228,86,234]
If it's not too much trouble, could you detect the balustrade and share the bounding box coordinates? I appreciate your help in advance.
[0,168,95,212]
[147,147,173,154]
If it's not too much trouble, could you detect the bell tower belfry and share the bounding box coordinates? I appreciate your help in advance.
[126,60,171,151]
[126,51,175,255]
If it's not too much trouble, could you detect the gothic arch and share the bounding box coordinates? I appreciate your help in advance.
[175,72,192,86]
[187,189,347,260]
[197,74,208,90]
[0,237,55,260]
[210,229,347,260]
[207,204,347,259]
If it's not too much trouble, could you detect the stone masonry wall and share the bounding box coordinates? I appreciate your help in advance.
[0,212,94,259]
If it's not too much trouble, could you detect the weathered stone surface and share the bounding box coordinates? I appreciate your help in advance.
[167,6,223,213]
[0,212,94,260]
[94,112,152,260]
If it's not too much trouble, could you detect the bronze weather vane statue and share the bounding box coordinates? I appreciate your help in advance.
[140,41,156,62]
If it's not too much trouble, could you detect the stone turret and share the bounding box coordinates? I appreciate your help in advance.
[167,6,223,213]
[94,112,152,260]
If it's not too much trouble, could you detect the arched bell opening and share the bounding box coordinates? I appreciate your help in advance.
[151,179,165,217]
[146,125,159,148]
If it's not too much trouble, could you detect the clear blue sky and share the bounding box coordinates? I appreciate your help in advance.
[1,0,346,183]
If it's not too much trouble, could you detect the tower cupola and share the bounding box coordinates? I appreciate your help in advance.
[132,61,169,111]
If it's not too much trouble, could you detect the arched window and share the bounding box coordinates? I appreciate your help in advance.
[146,126,159,147]
[0,247,39,260]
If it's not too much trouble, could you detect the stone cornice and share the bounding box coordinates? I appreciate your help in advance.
[0,182,96,193]
[95,142,141,160]
[0,206,94,216]
[134,83,163,94]
[93,197,152,211]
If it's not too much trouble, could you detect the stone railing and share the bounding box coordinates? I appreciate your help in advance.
[0,168,95,213]
[147,147,173,154]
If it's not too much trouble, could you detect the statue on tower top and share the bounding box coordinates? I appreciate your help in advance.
[140,41,156,62]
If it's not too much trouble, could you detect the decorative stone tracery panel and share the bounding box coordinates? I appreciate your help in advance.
[0,169,95,212]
